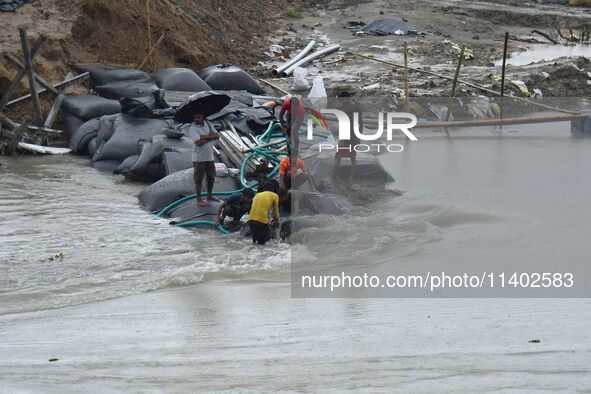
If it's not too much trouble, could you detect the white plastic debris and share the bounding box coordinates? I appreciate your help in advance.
[541,71,550,80]
[394,29,406,36]
[510,80,531,97]
[215,162,229,177]
[532,88,543,99]
[265,44,285,57]
[291,67,310,90]
[362,82,381,90]
[392,88,405,97]
[308,76,327,108]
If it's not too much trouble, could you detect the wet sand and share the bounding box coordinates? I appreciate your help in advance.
[1,282,590,392]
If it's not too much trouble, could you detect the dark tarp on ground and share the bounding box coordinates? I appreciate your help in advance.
[91,159,121,173]
[209,98,274,135]
[87,137,98,157]
[162,199,222,224]
[61,95,121,120]
[303,192,352,216]
[197,65,265,95]
[279,216,321,239]
[114,134,194,181]
[92,115,172,162]
[151,68,211,92]
[74,64,150,88]
[359,17,427,36]
[62,111,85,138]
[303,149,390,186]
[162,150,193,175]
[138,168,241,212]
[95,81,161,100]
[119,90,170,118]
[0,0,32,12]
[95,114,119,148]
[114,155,165,181]
[69,118,100,154]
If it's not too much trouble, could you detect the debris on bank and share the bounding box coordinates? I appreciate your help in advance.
[0,0,32,12]
[357,17,428,36]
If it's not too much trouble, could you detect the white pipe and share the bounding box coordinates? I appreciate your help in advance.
[273,40,316,75]
[282,44,341,77]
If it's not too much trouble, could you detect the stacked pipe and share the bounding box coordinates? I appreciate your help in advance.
[272,41,341,77]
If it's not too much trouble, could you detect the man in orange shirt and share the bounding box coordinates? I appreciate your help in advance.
[279,149,317,191]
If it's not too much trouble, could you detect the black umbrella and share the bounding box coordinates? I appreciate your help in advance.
[174,91,231,123]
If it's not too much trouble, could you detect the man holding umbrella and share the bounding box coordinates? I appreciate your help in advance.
[191,111,220,206]
[174,91,231,207]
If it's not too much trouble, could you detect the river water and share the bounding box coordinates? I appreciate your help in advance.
[496,44,591,66]
[1,119,590,391]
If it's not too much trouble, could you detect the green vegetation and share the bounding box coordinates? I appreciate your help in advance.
[284,7,300,18]
[48,252,65,262]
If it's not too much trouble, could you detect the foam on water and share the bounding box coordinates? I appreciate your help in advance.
[1,154,471,314]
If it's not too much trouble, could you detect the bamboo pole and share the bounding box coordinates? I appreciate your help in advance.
[6,117,30,155]
[348,51,579,115]
[413,113,585,129]
[138,33,165,70]
[444,44,465,123]
[500,32,510,132]
[403,42,409,104]
[0,35,46,112]
[19,28,42,124]
[258,78,291,96]
[146,0,153,68]
[6,72,89,109]
[500,32,509,98]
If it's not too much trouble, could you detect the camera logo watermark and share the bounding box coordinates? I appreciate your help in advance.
[306,110,418,153]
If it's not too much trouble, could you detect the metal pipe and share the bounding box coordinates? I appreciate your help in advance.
[273,40,316,75]
[282,44,341,77]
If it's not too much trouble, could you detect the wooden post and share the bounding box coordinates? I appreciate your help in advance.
[444,45,465,124]
[146,0,153,68]
[6,118,30,156]
[4,52,58,95]
[39,72,73,145]
[403,42,409,104]
[138,33,165,70]
[19,28,43,124]
[450,45,465,98]
[0,35,46,112]
[258,78,291,96]
[5,72,89,109]
[348,51,578,115]
[500,32,510,131]
[500,32,509,98]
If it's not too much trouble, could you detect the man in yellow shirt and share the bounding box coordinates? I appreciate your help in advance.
[248,182,280,245]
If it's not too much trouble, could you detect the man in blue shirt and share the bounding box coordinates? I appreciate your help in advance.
[214,189,255,230]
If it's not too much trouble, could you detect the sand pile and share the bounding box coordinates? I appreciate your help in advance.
[0,0,282,97]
